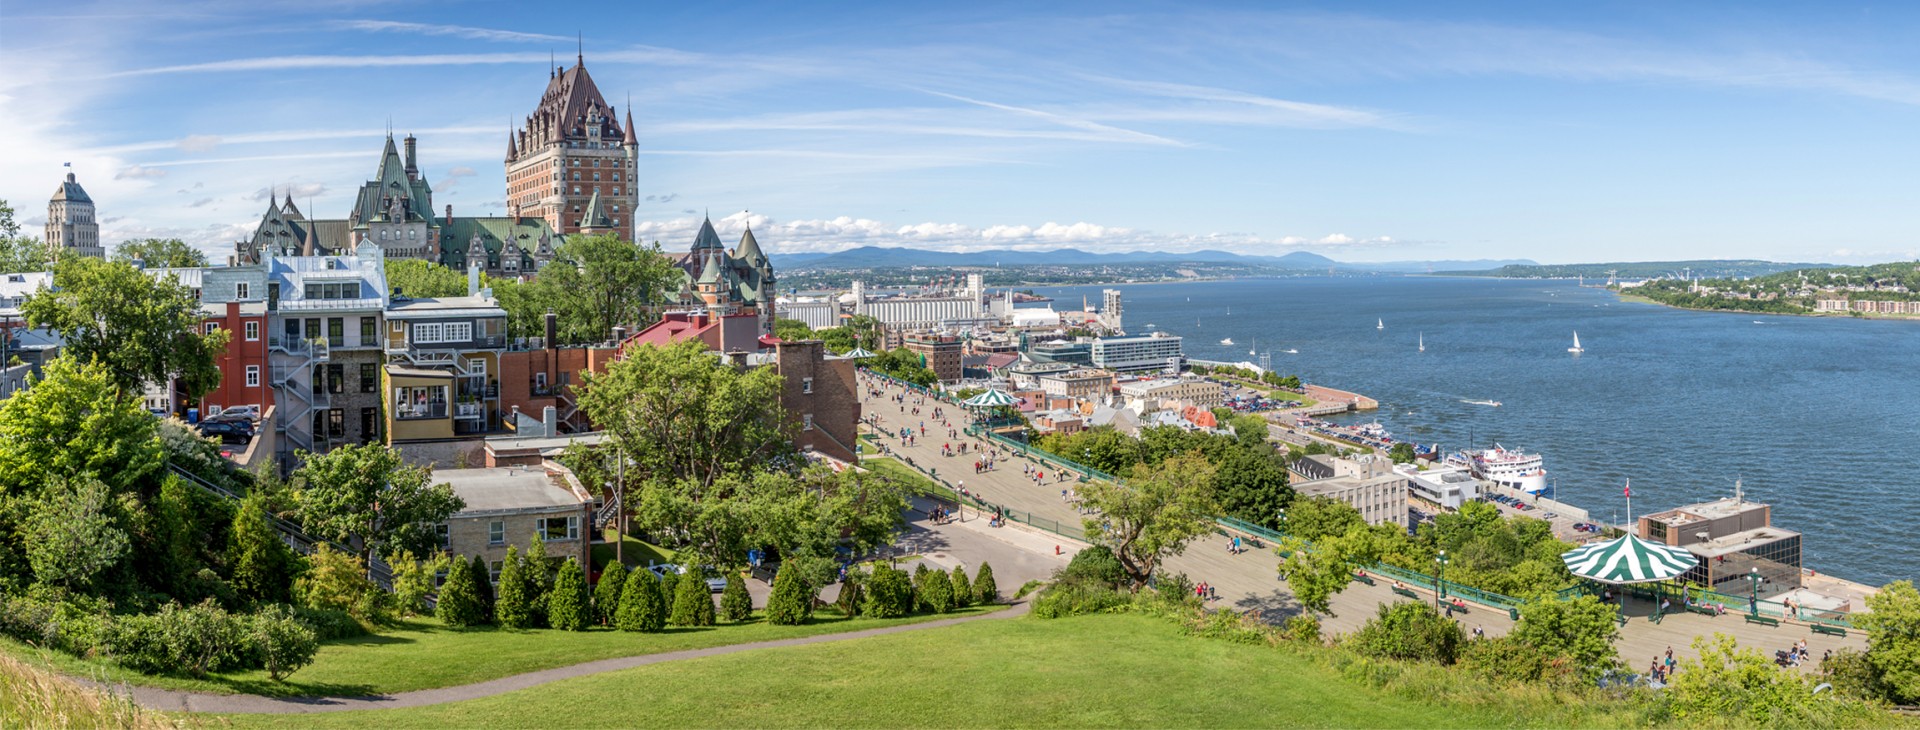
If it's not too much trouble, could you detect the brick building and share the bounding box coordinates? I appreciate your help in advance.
[436,462,595,585]
[773,339,860,463]
[902,331,963,383]
[198,300,273,419]
[505,53,639,237]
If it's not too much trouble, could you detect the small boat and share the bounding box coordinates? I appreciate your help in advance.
[1220,338,1235,346]
[1283,348,1299,354]
[1418,332,1425,353]
[1568,331,1584,354]
[1462,399,1503,407]
[1248,338,1256,356]
[1377,318,1385,330]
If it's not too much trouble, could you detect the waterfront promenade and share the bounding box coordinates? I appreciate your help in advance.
[857,373,1868,668]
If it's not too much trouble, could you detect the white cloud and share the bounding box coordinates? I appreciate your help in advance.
[338,21,569,44]
[635,212,1403,256]
[177,135,221,152]
[248,183,327,202]
[114,164,167,180]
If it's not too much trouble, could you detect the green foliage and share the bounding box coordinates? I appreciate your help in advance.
[921,565,954,613]
[657,565,680,600]
[579,337,795,491]
[634,466,908,575]
[1038,424,1290,530]
[0,199,51,273]
[1286,496,1364,542]
[547,558,591,631]
[522,536,553,627]
[228,491,299,605]
[23,257,229,399]
[1061,546,1127,589]
[23,476,128,591]
[773,318,814,341]
[249,603,319,681]
[434,557,489,628]
[1408,501,1575,599]
[1078,452,1219,589]
[972,562,999,604]
[291,443,463,568]
[1388,442,1417,464]
[1457,635,1572,686]
[720,571,753,622]
[112,238,207,268]
[862,564,914,619]
[592,562,627,626]
[669,565,716,627]
[1350,601,1463,665]
[1509,596,1619,678]
[948,566,972,609]
[296,544,388,623]
[1855,579,1920,703]
[387,550,445,618]
[470,554,494,619]
[865,347,939,386]
[615,569,666,632]
[1031,580,1129,619]
[108,600,250,677]
[384,258,469,298]
[764,561,813,625]
[1820,648,1889,703]
[0,357,163,499]
[493,546,533,629]
[1659,633,1874,726]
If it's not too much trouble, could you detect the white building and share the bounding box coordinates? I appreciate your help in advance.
[1396,463,1479,510]
[45,171,103,259]
[849,274,989,330]
[776,297,840,330]
[1091,332,1184,372]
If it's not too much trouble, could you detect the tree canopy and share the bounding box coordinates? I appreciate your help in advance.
[23,256,228,400]
[386,258,470,298]
[113,238,208,268]
[0,199,53,273]
[291,443,463,569]
[773,318,814,342]
[491,234,678,344]
[578,338,795,488]
[1078,451,1218,589]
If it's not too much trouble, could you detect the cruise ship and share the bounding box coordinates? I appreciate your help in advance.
[1445,444,1548,494]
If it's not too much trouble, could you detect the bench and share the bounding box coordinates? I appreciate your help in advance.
[1391,586,1421,600]
[1353,574,1377,587]
[1686,605,1719,618]
[1812,624,1848,638]
[1744,614,1781,628]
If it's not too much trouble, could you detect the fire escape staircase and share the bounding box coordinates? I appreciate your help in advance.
[270,338,330,453]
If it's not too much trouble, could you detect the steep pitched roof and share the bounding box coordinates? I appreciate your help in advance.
[530,61,624,143]
[438,216,559,270]
[735,226,768,268]
[695,248,724,285]
[50,173,91,204]
[577,189,614,230]
[691,216,723,251]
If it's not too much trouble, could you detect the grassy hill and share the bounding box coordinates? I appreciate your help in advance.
[215,613,1593,730]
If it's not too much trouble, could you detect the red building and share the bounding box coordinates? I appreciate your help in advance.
[196,300,273,419]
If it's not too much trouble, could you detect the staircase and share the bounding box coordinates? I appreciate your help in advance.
[269,337,330,455]
[594,492,622,531]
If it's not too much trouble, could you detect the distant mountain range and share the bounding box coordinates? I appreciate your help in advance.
[1438,260,1837,279]
[767,246,1535,273]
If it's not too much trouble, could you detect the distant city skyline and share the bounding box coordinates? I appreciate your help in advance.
[6,2,1920,264]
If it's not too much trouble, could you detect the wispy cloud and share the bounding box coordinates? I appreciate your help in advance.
[1081,76,1405,130]
[922,90,1187,147]
[637,211,1403,255]
[114,164,167,180]
[338,21,569,44]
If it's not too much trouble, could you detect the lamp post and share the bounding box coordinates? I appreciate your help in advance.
[1277,507,1287,536]
[1747,567,1762,616]
[1435,550,1450,609]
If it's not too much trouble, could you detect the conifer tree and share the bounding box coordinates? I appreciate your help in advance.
[765,562,812,625]
[863,564,913,618]
[228,490,298,605]
[913,563,933,612]
[594,562,628,626]
[922,566,954,613]
[973,562,999,604]
[720,570,753,622]
[616,569,667,632]
[657,565,680,602]
[524,536,553,627]
[471,554,495,620]
[547,558,591,631]
[836,568,865,618]
[949,565,973,609]
[494,546,533,628]
[435,557,487,627]
[670,565,715,626]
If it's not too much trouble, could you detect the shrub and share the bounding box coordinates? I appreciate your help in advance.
[1350,601,1463,665]
[292,606,367,641]
[669,565,715,627]
[296,544,388,623]
[1014,579,1044,600]
[658,565,680,602]
[1060,545,1125,588]
[110,601,249,677]
[494,547,533,629]
[765,562,813,625]
[616,570,666,632]
[522,538,553,628]
[922,567,954,613]
[973,562,999,604]
[227,491,299,605]
[387,550,444,618]
[470,554,495,620]
[434,557,488,628]
[547,558,591,631]
[863,565,914,619]
[249,604,318,681]
[835,568,865,618]
[948,566,972,609]
[593,563,627,626]
[720,571,753,622]
[1283,615,1322,644]
[1031,581,1128,619]
[1661,633,1878,727]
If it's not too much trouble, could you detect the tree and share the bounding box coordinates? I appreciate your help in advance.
[1351,601,1464,664]
[1211,444,1291,530]
[523,536,554,627]
[593,562,628,626]
[765,561,813,625]
[435,557,488,628]
[1387,442,1417,464]
[547,558,591,631]
[921,566,954,613]
[579,338,795,491]
[1509,595,1620,678]
[669,565,716,627]
[0,357,164,499]
[863,564,914,619]
[615,569,666,632]
[291,443,463,572]
[1856,580,1920,703]
[228,490,299,605]
[250,604,319,681]
[1279,522,1401,616]
[773,318,814,342]
[385,258,470,298]
[1285,496,1363,542]
[296,544,385,621]
[1078,452,1219,590]
[527,234,678,344]
[0,199,52,273]
[1664,634,1852,726]
[388,551,445,617]
[494,546,533,629]
[470,554,495,620]
[23,256,228,400]
[721,571,753,621]
[23,476,128,591]
[113,238,207,268]
[972,562,999,604]
[949,566,973,609]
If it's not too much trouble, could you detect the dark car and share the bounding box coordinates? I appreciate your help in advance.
[198,419,255,443]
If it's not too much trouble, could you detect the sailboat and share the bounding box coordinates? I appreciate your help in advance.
[1219,337,1235,346]
[1418,332,1425,353]
[1248,338,1256,356]
[1568,331,1585,354]
[1376,318,1384,330]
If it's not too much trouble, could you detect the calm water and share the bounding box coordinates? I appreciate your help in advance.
[1033,276,1920,586]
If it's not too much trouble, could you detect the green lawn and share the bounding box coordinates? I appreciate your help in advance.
[588,529,679,570]
[2,605,1003,699]
[212,613,1514,729]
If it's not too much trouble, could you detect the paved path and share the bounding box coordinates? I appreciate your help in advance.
[858,375,1869,669]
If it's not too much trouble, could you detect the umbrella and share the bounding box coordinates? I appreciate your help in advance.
[1561,533,1699,622]
[963,389,1019,408]
[842,347,877,359]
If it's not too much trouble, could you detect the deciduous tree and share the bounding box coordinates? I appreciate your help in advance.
[579,338,794,490]
[291,443,462,571]
[0,199,52,273]
[1857,580,1920,703]
[23,256,228,399]
[1510,595,1620,678]
[0,357,163,499]
[384,258,469,298]
[24,476,128,591]
[112,238,207,268]
[1351,601,1463,664]
[1078,452,1219,590]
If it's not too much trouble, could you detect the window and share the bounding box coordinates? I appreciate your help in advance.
[435,523,450,550]
[244,321,259,341]
[361,408,379,443]
[360,316,377,343]
[408,229,417,239]
[236,282,250,300]
[360,363,378,392]
[466,357,486,378]
[803,413,815,431]
[327,408,345,438]
[393,385,448,419]
[326,364,344,394]
[205,322,218,335]
[802,377,813,394]
[489,560,503,584]
[488,520,505,546]
[245,365,260,388]
[411,322,473,344]
[327,318,344,346]
[538,516,580,541]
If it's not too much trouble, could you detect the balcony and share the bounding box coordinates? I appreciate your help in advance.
[454,402,484,420]
[394,402,448,420]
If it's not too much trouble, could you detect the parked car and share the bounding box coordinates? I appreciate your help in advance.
[197,419,255,443]
[210,405,260,422]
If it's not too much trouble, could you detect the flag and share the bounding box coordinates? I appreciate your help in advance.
[1623,478,1632,498]
[62,162,71,168]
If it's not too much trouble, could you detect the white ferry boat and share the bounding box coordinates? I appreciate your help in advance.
[1445,444,1548,494]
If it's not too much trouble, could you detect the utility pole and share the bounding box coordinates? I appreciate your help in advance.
[614,455,626,565]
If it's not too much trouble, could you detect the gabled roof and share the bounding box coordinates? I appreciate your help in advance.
[735,226,768,268]
[530,60,624,144]
[438,216,559,270]
[695,248,724,285]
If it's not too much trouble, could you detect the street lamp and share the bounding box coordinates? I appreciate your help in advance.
[1747,567,1763,616]
[1435,550,1450,609]
[1277,508,1287,535]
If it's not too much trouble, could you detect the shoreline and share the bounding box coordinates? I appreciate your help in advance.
[1611,290,1920,321]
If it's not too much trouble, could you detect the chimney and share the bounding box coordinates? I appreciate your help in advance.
[726,350,748,369]
[445,204,452,222]
[611,325,626,344]
[467,263,480,297]
[544,311,558,344]
[403,135,418,178]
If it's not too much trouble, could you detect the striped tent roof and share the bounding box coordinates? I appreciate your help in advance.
[963,389,1019,407]
[1560,534,1699,585]
[842,347,877,358]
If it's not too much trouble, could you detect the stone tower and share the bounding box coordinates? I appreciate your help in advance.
[505,52,639,238]
[46,170,103,259]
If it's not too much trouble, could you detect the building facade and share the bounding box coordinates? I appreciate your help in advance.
[46,171,103,259]
[506,55,639,237]
[383,284,509,444]
[1091,333,1184,372]
[1295,470,1410,529]
[438,462,595,583]
[1638,496,1802,597]
[1037,369,1114,401]
[902,331,964,382]
[774,340,861,463]
[267,243,391,464]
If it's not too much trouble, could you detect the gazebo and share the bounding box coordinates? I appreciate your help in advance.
[1560,532,1699,620]
[842,347,877,359]
[962,389,1019,408]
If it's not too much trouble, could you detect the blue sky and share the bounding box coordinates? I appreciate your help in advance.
[6,1,1920,263]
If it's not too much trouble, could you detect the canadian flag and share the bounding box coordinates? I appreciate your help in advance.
[1623,478,1632,498]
